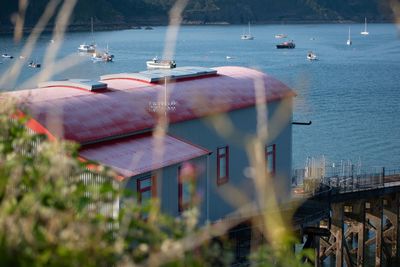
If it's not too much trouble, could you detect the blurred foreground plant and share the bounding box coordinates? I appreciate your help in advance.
[0,101,234,267]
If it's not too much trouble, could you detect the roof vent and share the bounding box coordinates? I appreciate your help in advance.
[100,66,218,83]
[38,79,107,91]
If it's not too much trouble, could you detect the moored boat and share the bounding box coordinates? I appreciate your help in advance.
[241,22,255,40]
[92,51,114,62]
[28,61,41,68]
[146,57,176,69]
[275,34,287,39]
[276,40,295,49]
[347,27,352,46]
[78,44,96,53]
[361,17,369,35]
[78,17,96,53]
[307,51,318,61]
[2,53,13,59]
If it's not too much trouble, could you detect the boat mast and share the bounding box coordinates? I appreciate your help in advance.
[348,27,351,41]
[91,17,95,44]
[248,21,251,35]
[364,17,367,32]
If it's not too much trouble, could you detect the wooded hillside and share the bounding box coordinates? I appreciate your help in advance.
[0,0,394,29]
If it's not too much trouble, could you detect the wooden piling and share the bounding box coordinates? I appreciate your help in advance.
[366,199,383,267]
[332,203,344,267]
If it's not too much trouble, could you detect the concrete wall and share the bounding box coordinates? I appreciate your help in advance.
[168,98,293,222]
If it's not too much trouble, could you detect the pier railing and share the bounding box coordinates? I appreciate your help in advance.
[292,166,400,197]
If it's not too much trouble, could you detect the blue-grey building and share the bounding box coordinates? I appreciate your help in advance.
[9,66,295,224]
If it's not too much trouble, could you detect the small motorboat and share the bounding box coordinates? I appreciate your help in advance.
[2,54,14,59]
[28,61,41,68]
[307,51,318,61]
[78,43,96,53]
[146,57,176,69]
[144,26,154,30]
[275,34,287,39]
[276,40,295,49]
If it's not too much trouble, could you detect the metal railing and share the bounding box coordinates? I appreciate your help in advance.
[293,166,400,196]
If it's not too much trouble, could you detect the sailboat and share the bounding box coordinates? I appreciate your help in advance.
[346,27,352,46]
[78,17,96,53]
[361,17,369,35]
[241,22,254,40]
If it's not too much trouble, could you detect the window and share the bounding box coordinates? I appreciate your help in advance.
[137,175,156,204]
[266,144,276,175]
[217,146,229,185]
[178,164,196,212]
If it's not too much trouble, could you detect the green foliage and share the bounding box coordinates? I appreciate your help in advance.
[250,244,314,267]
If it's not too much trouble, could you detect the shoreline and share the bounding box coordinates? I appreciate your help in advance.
[0,19,395,35]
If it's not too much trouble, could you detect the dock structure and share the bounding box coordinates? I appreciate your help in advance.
[293,166,400,267]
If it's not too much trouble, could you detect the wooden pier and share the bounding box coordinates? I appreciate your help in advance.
[293,166,400,267]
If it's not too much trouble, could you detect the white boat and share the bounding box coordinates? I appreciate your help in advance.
[241,22,255,40]
[2,54,13,59]
[146,57,176,69]
[307,51,318,61]
[361,17,369,35]
[78,44,96,53]
[78,17,96,53]
[346,27,352,46]
[275,34,287,39]
[28,60,41,68]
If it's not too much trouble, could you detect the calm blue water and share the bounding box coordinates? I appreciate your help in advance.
[1,24,399,169]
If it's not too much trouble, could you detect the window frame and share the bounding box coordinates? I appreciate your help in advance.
[136,174,157,204]
[217,146,229,185]
[265,144,276,175]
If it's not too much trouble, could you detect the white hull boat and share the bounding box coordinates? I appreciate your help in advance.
[361,17,369,35]
[307,51,318,61]
[347,27,352,46]
[241,22,254,40]
[78,18,96,53]
[146,58,176,69]
[275,34,287,39]
[2,54,13,59]
[78,44,96,53]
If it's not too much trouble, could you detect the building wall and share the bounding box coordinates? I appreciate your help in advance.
[122,156,209,224]
[168,99,293,222]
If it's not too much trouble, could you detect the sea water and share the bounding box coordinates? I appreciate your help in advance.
[0,24,399,169]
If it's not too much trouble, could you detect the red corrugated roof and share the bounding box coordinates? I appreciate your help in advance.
[79,134,210,178]
[7,66,295,144]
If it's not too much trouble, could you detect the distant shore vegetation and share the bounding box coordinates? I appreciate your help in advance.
[0,0,395,34]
